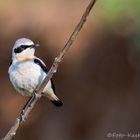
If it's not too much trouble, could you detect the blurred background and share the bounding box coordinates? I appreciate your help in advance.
[0,0,140,139]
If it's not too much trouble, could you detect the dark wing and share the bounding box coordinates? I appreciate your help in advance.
[34,58,48,73]
[9,61,13,67]
[34,58,55,92]
[50,79,56,93]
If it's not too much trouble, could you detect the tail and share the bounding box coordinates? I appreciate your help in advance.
[43,91,63,107]
[51,99,63,107]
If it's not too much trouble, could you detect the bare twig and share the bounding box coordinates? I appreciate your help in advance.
[3,0,96,140]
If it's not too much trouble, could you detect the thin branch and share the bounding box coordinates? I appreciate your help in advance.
[3,0,96,140]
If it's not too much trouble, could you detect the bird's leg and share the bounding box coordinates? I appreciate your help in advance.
[19,91,42,122]
[19,96,33,122]
[22,97,33,113]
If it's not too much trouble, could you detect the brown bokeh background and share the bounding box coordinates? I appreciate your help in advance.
[0,0,140,140]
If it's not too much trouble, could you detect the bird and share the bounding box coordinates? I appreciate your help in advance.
[8,38,63,107]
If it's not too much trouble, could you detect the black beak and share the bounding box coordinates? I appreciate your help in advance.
[31,44,40,48]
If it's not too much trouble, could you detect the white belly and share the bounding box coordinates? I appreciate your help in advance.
[9,61,48,96]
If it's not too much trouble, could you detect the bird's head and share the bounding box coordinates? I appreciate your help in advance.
[12,38,39,61]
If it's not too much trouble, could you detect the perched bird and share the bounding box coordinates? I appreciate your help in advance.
[8,38,63,107]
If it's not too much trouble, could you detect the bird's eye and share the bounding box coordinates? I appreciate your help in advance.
[14,47,24,53]
[14,44,35,54]
[14,45,31,53]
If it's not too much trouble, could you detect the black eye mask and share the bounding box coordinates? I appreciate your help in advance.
[14,45,35,54]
